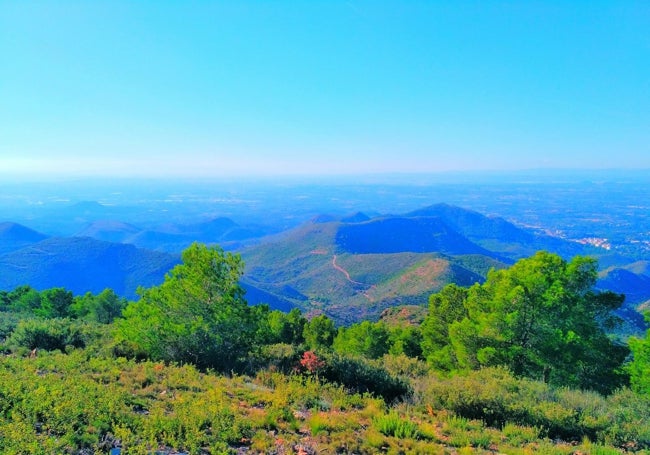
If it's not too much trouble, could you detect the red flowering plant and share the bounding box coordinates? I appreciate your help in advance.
[299,350,325,376]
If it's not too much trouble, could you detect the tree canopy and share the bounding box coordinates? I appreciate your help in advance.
[629,312,650,396]
[116,243,256,371]
[422,251,629,393]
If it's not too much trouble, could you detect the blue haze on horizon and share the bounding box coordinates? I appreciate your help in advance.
[1,1,649,179]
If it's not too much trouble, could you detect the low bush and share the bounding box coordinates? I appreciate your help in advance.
[418,366,650,449]
[6,318,107,353]
[373,411,421,439]
[319,352,411,402]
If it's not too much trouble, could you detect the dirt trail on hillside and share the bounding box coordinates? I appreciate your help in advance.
[331,256,376,303]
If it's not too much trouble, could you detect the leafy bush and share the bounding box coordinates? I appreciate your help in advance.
[0,346,644,454]
[380,353,429,379]
[502,422,540,446]
[319,353,410,402]
[116,243,257,372]
[628,312,650,397]
[418,367,650,448]
[0,312,25,345]
[373,411,421,439]
[422,253,630,394]
[6,318,106,352]
[299,350,325,374]
[246,342,301,374]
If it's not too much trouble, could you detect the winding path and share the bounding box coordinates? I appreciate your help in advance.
[332,255,371,288]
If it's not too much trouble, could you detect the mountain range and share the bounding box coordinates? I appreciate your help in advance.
[240,203,638,324]
[1,203,649,330]
[0,222,49,254]
[0,236,179,299]
[75,216,268,252]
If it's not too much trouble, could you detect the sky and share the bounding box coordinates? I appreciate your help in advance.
[1,1,649,178]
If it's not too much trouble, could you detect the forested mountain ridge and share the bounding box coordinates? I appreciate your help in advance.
[2,202,649,327]
[0,222,49,254]
[0,237,179,299]
[406,203,588,259]
[240,217,491,323]
[75,216,269,252]
[240,204,618,323]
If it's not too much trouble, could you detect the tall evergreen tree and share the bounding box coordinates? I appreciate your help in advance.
[422,252,629,393]
[116,243,256,371]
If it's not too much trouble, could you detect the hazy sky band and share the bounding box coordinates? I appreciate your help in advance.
[1,1,649,177]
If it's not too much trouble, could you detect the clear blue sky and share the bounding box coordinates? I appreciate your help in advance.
[1,1,649,178]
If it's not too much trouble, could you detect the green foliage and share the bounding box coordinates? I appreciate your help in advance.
[308,411,346,435]
[419,367,650,448]
[116,243,256,371]
[1,243,648,453]
[421,283,469,370]
[0,344,646,453]
[71,289,128,323]
[0,351,260,453]
[422,252,630,393]
[1,285,126,326]
[247,343,301,374]
[319,352,410,402]
[628,312,650,396]
[373,411,422,439]
[7,285,42,313]
[303,314,336,350]
[387,324,423,357]
[0,312,25,345]
[332,319,423,360]
[35,287,73,318]
[380,353,429,379]
[333,320,391,359]
[501,422,541,446]
[6,318,106,352]
[263,307,306,345]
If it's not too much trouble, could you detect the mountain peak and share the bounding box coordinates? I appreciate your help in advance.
[341,212,371,223]
[0,222,48,242]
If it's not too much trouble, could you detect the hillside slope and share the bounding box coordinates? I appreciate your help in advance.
[241,214,496,323]
[73,216,270,252]
[241,203,632,324]
[598,263,650,333]
[407,203,588,259]
[0,237,179,298]
[76,220,142,243]
[0,222,49,254]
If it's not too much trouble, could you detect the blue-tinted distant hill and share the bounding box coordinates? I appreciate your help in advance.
[75,220,142,243]
[76,217,270,252]
[3,202,646,327]
[406,203,588,260]
[0,237,179,299]
[340,212,371,223]
[336,216,499,257]
[0,231,294,311]
[0,222,49,254]
[598,263,650,333]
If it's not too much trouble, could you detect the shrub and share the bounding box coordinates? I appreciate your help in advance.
[319,353,411,402]
[245,342,301,374]
[300,350,325,374]
[418,367,650,448]
[502,422,540,446]
[0,312,24,346]
[373,411,421,439]
[6,318,105,352]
